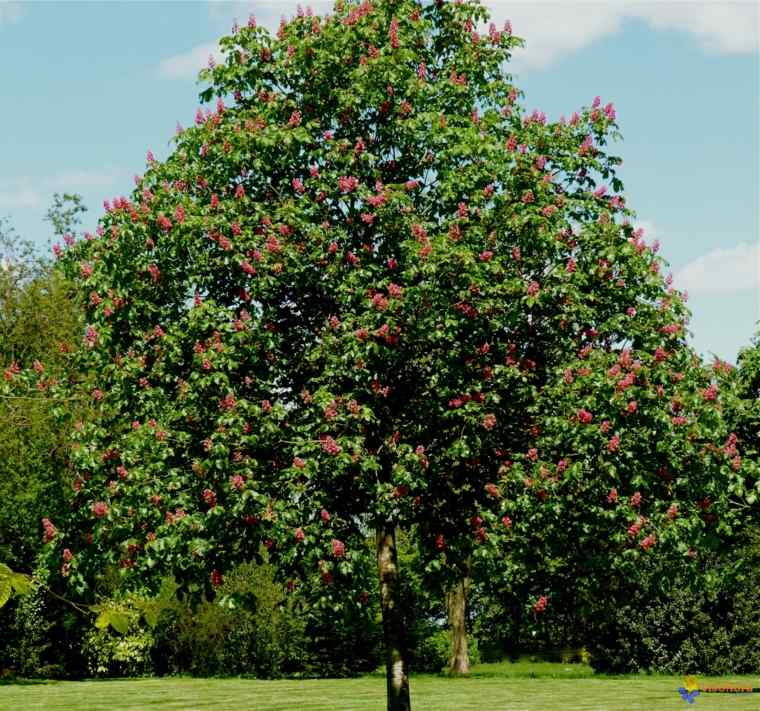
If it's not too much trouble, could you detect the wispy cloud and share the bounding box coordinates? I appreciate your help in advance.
[0,1,22,27]
[157,41,226,80]
[487,1,758,71]
[629,2,759,55]
[674,242,759,296]
[0,169,121,211]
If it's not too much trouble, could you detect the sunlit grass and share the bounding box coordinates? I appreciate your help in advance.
[1,660,758,710]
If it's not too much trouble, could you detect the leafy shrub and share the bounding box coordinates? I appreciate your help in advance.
[586,528,760,675]
[412,628,450,673]
[1,575,88,680]
[82,625,154,677]
[301,597,383,678]
[407,627,481,674]
[152,561,308,678]
[7,584,56,678]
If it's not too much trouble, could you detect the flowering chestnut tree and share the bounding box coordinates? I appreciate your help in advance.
[474,347,754,622]
[1,1,755,708]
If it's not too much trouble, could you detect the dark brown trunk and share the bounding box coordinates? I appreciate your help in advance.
[447,573,471,676]
[377,524,411,711]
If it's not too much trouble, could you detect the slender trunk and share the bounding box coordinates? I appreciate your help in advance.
[377,524,411,711]
[447,572,471,676]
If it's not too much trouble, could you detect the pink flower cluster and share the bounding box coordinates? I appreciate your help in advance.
[320,435,342,456]
[92,501,109,518]
[338,175,359,193]
[702,384,718,401]
[627,516,646,538]
[42,518,57,543]
[482,413,497,430]
[577,409,593,424]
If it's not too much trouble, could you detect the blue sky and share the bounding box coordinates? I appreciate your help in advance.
[0,0,757,362]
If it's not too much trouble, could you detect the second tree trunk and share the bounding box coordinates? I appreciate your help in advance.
[447,574,471,676]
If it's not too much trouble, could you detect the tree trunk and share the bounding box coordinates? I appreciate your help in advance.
[377,524,411,711]
[447,573,471,676]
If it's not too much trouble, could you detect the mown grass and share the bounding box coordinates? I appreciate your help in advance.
[1,660,758,710]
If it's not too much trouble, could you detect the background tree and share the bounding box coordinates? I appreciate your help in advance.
[2,2,754,709]
[0,196,85,569]
[722,336,760,506]
[0,195,88,676]
[498,345,750,620]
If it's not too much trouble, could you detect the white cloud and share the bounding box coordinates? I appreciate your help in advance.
[157,41,226,80]
[628,2,759,55]
[487,2,628,71]
[674,242,760,296]
[0,2,22,27]
[0,170,121,211]
[485,1,758,71]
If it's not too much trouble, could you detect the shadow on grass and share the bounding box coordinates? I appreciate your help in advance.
[0,677,58,686]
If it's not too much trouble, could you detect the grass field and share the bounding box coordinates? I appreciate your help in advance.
[1,660,758,711]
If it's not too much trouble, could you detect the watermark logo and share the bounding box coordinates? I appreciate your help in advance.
[677,676,699,704]
[677,675,760,703]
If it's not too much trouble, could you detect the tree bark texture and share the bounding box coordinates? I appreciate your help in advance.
[447,574,471,676]
[377,524,411,711]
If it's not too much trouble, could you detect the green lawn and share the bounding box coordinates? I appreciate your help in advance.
[1,661,758,710]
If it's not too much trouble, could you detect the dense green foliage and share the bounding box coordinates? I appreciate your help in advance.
[0,201,84,570]
[79,559,374,679]
[585,525,760,675]
[0,198,90,678]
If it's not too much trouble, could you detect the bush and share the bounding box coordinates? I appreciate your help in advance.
[1,575,88,680]
[83,625,155,678]
[301,598,383,678]
[407,627,481,674]
[151,558,383,679]
[152,561,309,678]
[412,628,450,673]
[586,528,760,675]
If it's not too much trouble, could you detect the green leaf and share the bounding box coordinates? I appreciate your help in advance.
[142,605,159,629]
[10,572,33,596]
[108,610,130,634]
[0,578,11,609]
[94,610,111,630]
